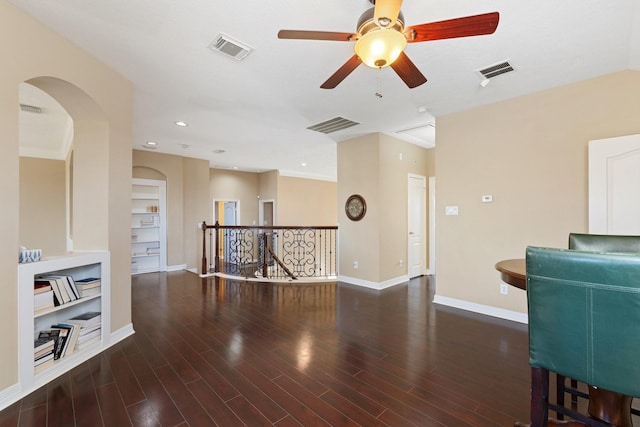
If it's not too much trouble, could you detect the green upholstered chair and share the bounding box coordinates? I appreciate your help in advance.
[568,233,640,253]
[524,246,640,427]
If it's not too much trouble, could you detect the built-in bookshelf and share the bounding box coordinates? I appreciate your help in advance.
[18,251,110,393]
[131,178,167,274]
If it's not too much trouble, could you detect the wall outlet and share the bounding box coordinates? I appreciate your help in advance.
[500,283,509,295]
[399,259,404,266]
[353,261,358,269]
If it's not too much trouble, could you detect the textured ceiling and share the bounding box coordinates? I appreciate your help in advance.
[12,0,640,180]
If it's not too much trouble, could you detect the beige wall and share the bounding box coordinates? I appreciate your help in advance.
[209,169,260,225]
[183,157,210,271]
[1,0,132,393]
[277,175,337,226]
[436,70,640,314]
[338,133,434,284]
[133,150,209,270]
[19,157,66,255]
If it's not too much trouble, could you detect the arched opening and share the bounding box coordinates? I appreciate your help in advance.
[19,76,109,256]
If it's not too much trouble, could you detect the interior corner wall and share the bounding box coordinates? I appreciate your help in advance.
[338,134,381,283]
[1,0,132,394]
[435,70,640,315]
[276,175,337,226]
[337,133,432,285]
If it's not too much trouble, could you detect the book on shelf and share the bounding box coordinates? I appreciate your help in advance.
[75,333,101,351]
[78,286,101,298]
[34,353,55,373]
[35,275,84,306]
[34,283,52,294]
[74,278,101,289]
[34,290,54,313]
[34,336,55,355]
[67,311,101,327]
[76,327,101,345]
[35,329,61,362]
[50,327,69,360]
[52,323,81,357]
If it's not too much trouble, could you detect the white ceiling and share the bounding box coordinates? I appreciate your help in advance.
[12,0,640,181]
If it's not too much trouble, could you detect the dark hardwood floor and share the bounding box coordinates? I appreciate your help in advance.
[2,272,539,426]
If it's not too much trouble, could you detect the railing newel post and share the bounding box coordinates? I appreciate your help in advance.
[201,221,207,275]
[214,221,220,273]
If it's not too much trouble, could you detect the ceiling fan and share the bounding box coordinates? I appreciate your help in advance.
[278,0,499,89]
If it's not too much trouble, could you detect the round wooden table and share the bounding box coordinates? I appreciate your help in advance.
[496,259,633,427]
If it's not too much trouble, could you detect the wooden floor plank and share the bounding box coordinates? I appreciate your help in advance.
[3,272,605,426]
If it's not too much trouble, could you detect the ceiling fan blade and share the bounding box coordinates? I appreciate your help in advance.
[390,51,427,88]
[406,12,499,43]
[321,55,362,89]
[278,30,356,42]
[374,0,403,28]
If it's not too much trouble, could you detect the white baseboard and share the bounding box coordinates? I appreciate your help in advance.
[110,323,135,346]
[433,295,528,324]
[167,264,186,272]
[0,383,21,411]
[338,275,410,290]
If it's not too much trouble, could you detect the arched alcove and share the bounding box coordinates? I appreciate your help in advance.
[133,166,167,181]
[22,76,110,252]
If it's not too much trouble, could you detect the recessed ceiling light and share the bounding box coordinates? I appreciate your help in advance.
[175,121,188,127]
[212,149,226,154]
[232,166,239,170]
[145,141,157,146]
[301,162,307,167]
[180,144,189,149]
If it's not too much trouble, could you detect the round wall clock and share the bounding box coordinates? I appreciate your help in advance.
[345,194,366,221]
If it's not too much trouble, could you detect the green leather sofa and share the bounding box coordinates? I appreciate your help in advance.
[524,246,640,426]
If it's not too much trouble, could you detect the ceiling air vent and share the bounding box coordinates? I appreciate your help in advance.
[19,103,42,113]
[477,60,514,80]
[208,33,253,61]
[307,117,359,134]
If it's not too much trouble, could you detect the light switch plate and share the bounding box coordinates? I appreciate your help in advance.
[445,206,459,216]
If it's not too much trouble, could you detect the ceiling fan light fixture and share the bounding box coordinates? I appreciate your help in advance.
[355,28,407,68]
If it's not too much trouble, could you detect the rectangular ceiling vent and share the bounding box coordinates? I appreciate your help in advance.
[208,33,254,61]
[307,117,360,134]
[477,60,515,80]
[19,103,42,114]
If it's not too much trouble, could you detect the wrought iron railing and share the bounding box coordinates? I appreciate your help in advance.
[201,222,338,280]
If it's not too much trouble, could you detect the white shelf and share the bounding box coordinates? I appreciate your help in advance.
[131,178,166,274]
[19,251,110,394]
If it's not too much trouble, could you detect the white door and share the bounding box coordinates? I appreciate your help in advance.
[589,134,640,234]
[408,174,426,278]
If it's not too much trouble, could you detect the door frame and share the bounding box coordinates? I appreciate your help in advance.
[407,173,427,278]
[259,198,276,226]
[428,176,436,275]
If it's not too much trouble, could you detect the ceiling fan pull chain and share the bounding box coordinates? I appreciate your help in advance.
[375,70,383,98]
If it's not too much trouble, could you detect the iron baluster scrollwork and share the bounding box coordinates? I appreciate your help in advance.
[201,222,337,280]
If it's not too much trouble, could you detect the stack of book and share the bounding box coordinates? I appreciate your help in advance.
[73,277,101,298]
[139,217,156,227]
[67,312,102,351]
[34,282,54,314]
[35,275,80,307]
[34,330,57,373]
[146,247,160,255]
